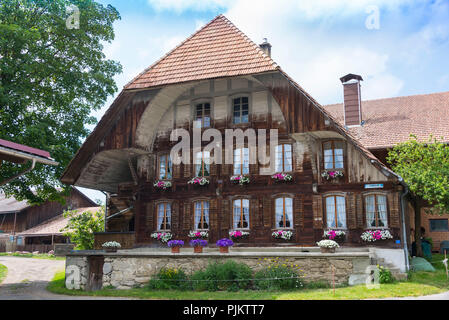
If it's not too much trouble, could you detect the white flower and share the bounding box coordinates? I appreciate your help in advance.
[102,241,121,248]
[316,240,339,248]
[151,232,173,243]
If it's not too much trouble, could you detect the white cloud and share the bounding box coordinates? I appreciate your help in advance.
[147,0,232,13]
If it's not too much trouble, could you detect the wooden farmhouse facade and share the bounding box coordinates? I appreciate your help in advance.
[61,15,410,250]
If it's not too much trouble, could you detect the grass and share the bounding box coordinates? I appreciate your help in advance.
[0,252,65,260]
[0,264,7,284]
[47,259,449,300]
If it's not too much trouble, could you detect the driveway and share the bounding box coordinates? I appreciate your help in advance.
[0,256,132,300]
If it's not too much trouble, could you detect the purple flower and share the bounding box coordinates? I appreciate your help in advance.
[190,239,208,247]
[216,238,234,247]
[167,240,184,247]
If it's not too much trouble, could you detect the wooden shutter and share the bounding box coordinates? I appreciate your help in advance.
[312,195,323,229]
[183,202,191,230]
[146,202,154,231]
[250,198,260,228]
[387,192,401,228]
[184,163,192,178]
[356,194,365,228]
[263,197,272,228]
[221,198,231,230]
[209,199,218,240]
[173,164,182,179]
[294,195,304,229]
[171,201,179,232]
[347,193,357,229]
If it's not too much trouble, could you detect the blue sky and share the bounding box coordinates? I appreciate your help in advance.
[79,0,449,202]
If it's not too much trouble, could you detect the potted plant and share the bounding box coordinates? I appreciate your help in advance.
[150,231,173,243]
[271,173,293,183]
[190,239,208,253]
[321,170,344,181]
[317,239,339,253]
[187,177,209,186]
[271,230,294,241]
[216,238,234,253]
[188,230,209,239]
[360,229,393,243]
[153,180,172,190]
[102,241,121,253]
[229,230,250,241]
[167,240,184,253]
[230,175,250,186]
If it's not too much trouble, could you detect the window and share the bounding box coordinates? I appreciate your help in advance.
[275,197,293,228]
[325,195,347,229]
[275,144,292,172]
[194,201,209,230]
[323,141,344,170]
[158,154,172,180]
[194,151,210,177]
[195,103,211,128]
[429,219,449,232]
[233,199,250,229]
[233,97,249,124]
[233,148,249,175]
[157,203,171,231]
[365,194,388,228]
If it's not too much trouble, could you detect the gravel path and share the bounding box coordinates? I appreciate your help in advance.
[0,256,132,300]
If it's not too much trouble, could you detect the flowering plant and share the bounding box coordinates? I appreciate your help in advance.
[167,240,184,248]
[188,177,209,186]
[230,175,250,185]
[316,239,339,248]
[189,239,208,247]
[321,170,344,180]
[271,173,293,182]
[216,238,234,247]
[323,229,346,240]
[188,230,208,239]
[229,230,250,240]
[360,229,393,242]
[151,232,173,243]
[102,241,121,248]
[272,230,293,240]
[153,180,172,190]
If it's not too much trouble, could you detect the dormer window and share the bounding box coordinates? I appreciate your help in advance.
[195,102,211,128]
[233,97,249,124]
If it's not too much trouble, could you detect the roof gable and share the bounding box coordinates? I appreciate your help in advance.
[125,14,278,90]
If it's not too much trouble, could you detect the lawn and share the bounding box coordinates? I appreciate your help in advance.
[0,264,7,284]
[0,252,65,261]
[47,256,449,300]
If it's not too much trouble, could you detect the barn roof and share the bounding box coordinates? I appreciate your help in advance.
[324,91,449,149]
[0,138,57,165]
[125,15,278,90]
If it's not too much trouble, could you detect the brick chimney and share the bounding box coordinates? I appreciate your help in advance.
[259,38,272,57]
[340,73,363,127]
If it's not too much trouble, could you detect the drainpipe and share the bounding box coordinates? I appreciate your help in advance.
[0,159,36,186]
[101,191,109,232]
[399,177,410,272]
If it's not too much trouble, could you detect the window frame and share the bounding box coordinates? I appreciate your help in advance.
[157,153,173,180]
[193,200,210,231]
[229,94,251,126]
[233,147,250,175]
[324,194,347,230]
[275,143,293,173]
[322,140,345,171]
[194,150,211,177]
[429,219,449,232]
[194,102,212,128]
[274,196,294,230]
[232,198,250,230]
[156,202,172,231]
[363,193,389,229]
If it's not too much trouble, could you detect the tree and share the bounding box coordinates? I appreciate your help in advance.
[61,206,104,250]
[0,0,122,204]
[387,135,449,256]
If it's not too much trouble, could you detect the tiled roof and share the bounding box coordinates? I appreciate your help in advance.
[125,14,278,90]
[18,207,101,236]
[324,91,449,149]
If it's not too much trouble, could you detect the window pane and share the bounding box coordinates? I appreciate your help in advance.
[242,97,248,104]
[336,196,346,228]
[326,197,336,228]
[430,219,449,232]
[365,195,376,228]
[284,198,293,228]
[376,195,388,227]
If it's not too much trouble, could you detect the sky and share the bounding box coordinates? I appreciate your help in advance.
[78,0,449,203]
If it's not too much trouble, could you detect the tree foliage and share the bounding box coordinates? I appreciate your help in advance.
[61,206,104,250]
[387,135,449,214]
[0,0,122,204]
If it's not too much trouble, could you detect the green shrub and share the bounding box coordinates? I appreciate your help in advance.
[191,260,253,292]
[254,258,304,290]
[147,267,191,290]
[378,265,395,284]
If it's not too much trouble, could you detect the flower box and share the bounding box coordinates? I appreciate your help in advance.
[171,246,180,253]
[271,173,293,183]
[320,247,336,253]
[194,246,203,253]
[216,238,234,253]
[230,175,250,186]
[316,239,339,253]
[272,230,294,241]
[321,170,344,181]
[188,230,208,239]
[150,232,173,243]
[323,230,346,243]
[102,241,121,252]
[229,230,250,241]
[360,229,393,242]
[219,246,229,253]
[187,177,209,186]
[153,180,172,190]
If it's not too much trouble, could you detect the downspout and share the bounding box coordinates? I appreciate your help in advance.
[399,177,410,272]
[0,159,36,186]
[101,191,109,232]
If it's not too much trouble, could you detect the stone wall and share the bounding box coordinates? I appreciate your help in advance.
[65,249,372,291]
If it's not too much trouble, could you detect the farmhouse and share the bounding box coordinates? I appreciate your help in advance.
[61,15,442,289]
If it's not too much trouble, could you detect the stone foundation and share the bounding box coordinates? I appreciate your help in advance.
[65,247,374,290]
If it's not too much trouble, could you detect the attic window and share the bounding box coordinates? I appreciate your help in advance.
[233,97,249,124]
[323,141,344,170]
[195,103,211,128]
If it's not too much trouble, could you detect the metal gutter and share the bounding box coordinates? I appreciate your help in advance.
[0,146,58,166]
